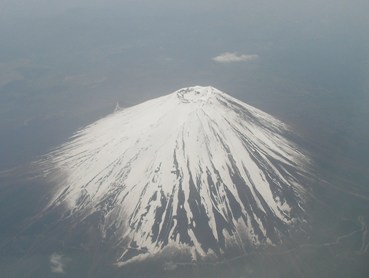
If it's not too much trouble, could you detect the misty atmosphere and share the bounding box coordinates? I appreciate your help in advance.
[0,1,369,277]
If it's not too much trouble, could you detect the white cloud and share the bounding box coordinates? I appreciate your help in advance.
[50,253,66,274]
[212,52,259,63]
[163,261,177,271]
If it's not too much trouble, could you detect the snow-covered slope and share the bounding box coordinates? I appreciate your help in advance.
[42,86,310,264]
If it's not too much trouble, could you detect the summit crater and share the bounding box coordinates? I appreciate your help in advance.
[176,86,219,104]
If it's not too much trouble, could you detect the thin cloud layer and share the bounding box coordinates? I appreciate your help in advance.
[212,52,259,63]
[50,253,66,274]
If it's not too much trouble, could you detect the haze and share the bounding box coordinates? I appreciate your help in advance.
[0,1,369,277]
[1,0,368,168]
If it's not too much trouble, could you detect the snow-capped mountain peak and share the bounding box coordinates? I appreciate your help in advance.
[42,86,310,265]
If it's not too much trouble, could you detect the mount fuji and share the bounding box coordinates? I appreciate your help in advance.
[40,86,310,265]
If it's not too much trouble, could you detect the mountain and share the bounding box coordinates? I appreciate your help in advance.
[40,86,310,265]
